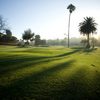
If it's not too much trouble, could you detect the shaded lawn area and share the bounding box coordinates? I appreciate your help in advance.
[0,46,100,100]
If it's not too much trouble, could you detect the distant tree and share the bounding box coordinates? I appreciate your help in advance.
[0,16,17,45]
[5,29,12,37]
[80,39,87,47]
[0,34,7,42]
[91,37,98,48]
[0,29,18,45]
[97,37,100,47]
[67,4,76,47]
[11,36,17,42]
[5,29,13,42]
[0,15,7,32]
[22,29,34,45]
[40,39,46,45]
[79,17,97,48]
[61,38,67,46]
[35,35,41,46]
[0,32,4,39]
[17,39,25,47]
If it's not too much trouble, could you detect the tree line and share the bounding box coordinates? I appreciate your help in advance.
[0,16,18,45]
[18,29,46,47]
[46,37,100,47]
[0,29,18,44]
[0,6,99,49]
[0,15,46,46]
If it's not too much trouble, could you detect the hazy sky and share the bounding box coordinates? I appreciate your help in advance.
[0,0,100,39]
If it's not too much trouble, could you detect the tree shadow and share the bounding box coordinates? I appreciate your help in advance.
[0,56,47,74]
[0,47,99,100]
[91,71,100,99]
[0,54,68,75]
[0,48,81,75]
[54,49,81,58]
[0,60,75,100]
[83,48,97,53]
[55,68,89,100]
[56,68,100,100]
[71,47,83,49]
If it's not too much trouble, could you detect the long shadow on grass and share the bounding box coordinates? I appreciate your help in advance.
[4,64,99,100]
[54,49,81,57]
[0,56,47,74]
[91,71,100,100]
[0,48,81,75]
[0,56,66,75]
[82,48,97,54]
[0,60,75,100]
[55,68,89,100]
[46,68,100,100]
[56,68,100,100]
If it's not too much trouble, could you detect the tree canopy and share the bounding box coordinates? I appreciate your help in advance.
[0,15,7,32]
[79,17,97,35]
[67,4,76,13]
[67,4,76,47]
[22,29,34,42]
[79,17,97,48]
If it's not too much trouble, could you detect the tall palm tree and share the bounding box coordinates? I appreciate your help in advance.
[79,17,97,48]
[67,4,76,47]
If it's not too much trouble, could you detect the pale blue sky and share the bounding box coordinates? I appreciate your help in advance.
[0,0,100,39]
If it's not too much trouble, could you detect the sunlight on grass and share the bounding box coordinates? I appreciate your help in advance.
[0,56,74,86]
[0,46,100,99]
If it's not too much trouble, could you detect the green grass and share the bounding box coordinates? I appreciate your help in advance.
[0,46,100,100]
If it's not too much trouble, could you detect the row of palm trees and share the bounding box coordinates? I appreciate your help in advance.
[67,4,97,48]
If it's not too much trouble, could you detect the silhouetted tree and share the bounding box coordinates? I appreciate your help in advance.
[22,29,34,45]
[79,17,97,48]
[11,36,17,42]
[5,29,12,42]
[0,29,17,43]
[6,29,12,37]
[0,32,4,39]
[0,16,17,45]
[0,34,7,42]
[35,35,41,46]
[67,4,76,47]
[0,15,7,32]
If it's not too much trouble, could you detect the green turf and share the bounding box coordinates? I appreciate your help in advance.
[0,46,100,100]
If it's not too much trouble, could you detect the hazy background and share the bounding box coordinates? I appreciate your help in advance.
[0,0,100,39]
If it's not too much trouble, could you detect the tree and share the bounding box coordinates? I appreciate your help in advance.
[11,36,17,42]
[40,39,46,45]
[67,4,76,47]
[0,29,18,43]
[80,39,87,47]
[0,15,7,32]
[91,37,98,48]
[4,29,12,42]
[5,29,12,37]
[79,17,97,48]
[0,32,4,39]
[22,29,34,45]
[35,35,41,46]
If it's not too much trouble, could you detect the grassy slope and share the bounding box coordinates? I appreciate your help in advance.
[0,46,100,100]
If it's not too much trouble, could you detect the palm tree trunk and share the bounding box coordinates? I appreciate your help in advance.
[68,12,71,48]
[86,34,90,48]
